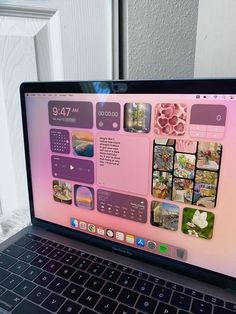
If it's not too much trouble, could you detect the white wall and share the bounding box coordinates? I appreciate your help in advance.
[122,0,199,79]
[195,0,236,77]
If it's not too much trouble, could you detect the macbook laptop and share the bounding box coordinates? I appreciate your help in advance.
[0,79,235,313]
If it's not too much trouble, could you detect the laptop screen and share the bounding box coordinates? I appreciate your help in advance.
[24,87,235,279]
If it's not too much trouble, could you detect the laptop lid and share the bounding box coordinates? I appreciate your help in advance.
[20,80,236,290]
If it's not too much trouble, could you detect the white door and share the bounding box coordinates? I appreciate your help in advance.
[0,0,114,239]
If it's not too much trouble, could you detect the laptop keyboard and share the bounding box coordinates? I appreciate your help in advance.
[0,233,234,313]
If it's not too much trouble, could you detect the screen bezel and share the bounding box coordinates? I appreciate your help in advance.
[20,79,236,290]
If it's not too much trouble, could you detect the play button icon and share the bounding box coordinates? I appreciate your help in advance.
[70,165,74,170]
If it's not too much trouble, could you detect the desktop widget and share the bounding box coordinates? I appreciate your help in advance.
[124,103,151,133]
[52,180,72,205]
[69,217,187,261]
[97,189,147,223]
[189,104,226,139]
[153,103,187,136]
[182,207,215,240]
[151,201,179,231]
[50,129,70,154]
[51,155,94,184]
[48,101,93,128]
[74,185,94,210]
[152,138,222,208]
[72,131,94,157]
[96,102,121,131]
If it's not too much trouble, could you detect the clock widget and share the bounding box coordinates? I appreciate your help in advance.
[96,102,120,131]
[48,101,93,128]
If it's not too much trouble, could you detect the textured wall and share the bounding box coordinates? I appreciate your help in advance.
[124,0,199,79]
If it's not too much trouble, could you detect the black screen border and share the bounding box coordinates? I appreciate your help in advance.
[20,79,236,290]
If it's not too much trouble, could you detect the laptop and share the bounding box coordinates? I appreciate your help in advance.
[0,79,235,313]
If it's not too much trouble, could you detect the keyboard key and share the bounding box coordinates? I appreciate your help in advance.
[9,261,28,274]
[226,302,236,311]
[166,281,184,292]
[115,304,136,314]
[132,270,148,279]
[191,299,212,314]
[21,266,41,280]
[48,277,69,294]
[71,269,90,285]
[14,280,36,297]
[36,245,53,256]
[40,238,48,244]
[87,263,105,276]
[117,273,137,289]
[135,295,157,313]
[62,283,84,300]
[60,253,78,265]
[13,299,51,314]
[102,268,121,282]
[102,260,117,268]
[148,275,165,286]
[95,296,118,313]
[78,289,100,308]
[76,251,90,258]
[101,282,121,299]
[205,294,224,306]
[31,255,49,268]
[157,302,177,314]
[0,287,5,295]
[0,268,10,281]
[42,292,65,312]
[117,288,138,307]
[25,233,42,241]
[44,240,53,246]
[184,288,203,299]
[64,246,77,254]
[134,279,154,295]
[58,300,82,314]
[25,240,42,251]
[0,253,16,268]
[43,260,62,273]
[152,285,172,303]
[34,271,55,287]
[55,243,65,250]
[19,251,38,263]
[0,291,22,311]
[27,286,50,304]
[56,265,76,279]
[171,292,191,311]
[15,237,31,247]
[89,255,103,263]
[48,249,65,260]
[85,275,105,292]
[3,245,25,258]
[1,274,22,289]
[117,265,132,274]
[214,306,235,314]
[73,257,91,271]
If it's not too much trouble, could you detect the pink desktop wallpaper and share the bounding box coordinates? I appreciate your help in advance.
[25,93,236,278]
